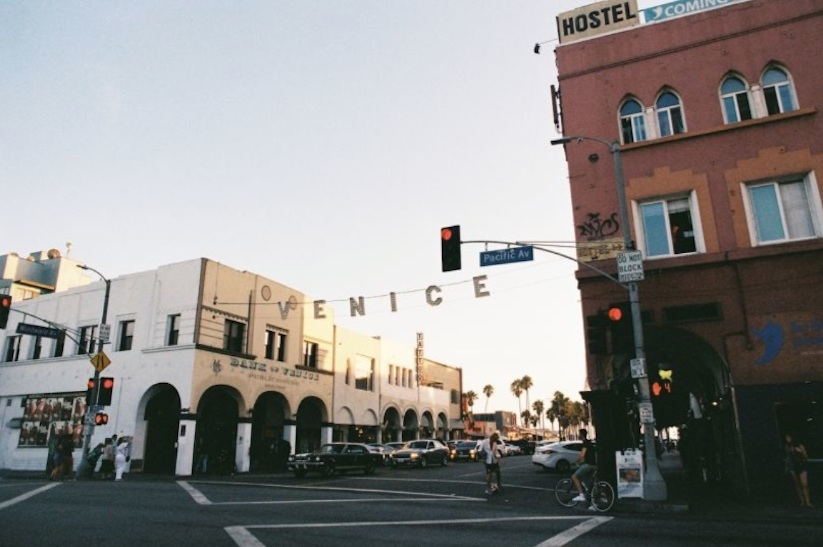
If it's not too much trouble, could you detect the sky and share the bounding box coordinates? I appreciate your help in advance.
[1,1,655,417]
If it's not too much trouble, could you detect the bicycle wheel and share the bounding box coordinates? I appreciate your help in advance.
[590,481,615,512]
[555,477,578,507]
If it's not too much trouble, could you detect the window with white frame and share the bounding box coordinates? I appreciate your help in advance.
[720,75,752,124]
[639,196,698,257]
[354,355,374,391]
[745,176,820,244]
[78,325,97,355]
[656,91,685,137]
[761,67,797,116]
[619,99,646,144]
[303,341,318,368]
[265,328,287,361]
[32,336,43,360]
[118,320,135,351]
[167,314,180,346]
[4,336,21,362]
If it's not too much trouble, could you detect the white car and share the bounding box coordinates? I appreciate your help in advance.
[531,440,585,472]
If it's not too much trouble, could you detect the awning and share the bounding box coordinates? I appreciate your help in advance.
[449,419,465,430]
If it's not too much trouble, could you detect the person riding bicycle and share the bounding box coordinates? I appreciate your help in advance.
[571,429,596,503]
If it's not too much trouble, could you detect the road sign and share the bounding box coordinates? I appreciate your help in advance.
[16,323,62,339]
[630,358,647,378]
[617,250,644,283]
[99,323,111,343]
[90,351,111,373]
[638,402,655,424]
[479,246,534,267]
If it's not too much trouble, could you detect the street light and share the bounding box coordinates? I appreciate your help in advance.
[76,264,111,477]
[551,135,667,501]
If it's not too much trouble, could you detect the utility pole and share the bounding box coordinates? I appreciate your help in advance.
[551,135,667,501]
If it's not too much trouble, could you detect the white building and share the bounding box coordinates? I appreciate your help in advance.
[0,252,462,475]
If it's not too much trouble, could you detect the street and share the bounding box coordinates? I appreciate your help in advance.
[0,456,820,547]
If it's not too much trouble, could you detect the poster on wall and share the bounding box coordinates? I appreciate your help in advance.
[616,449,644,498]
[18,393,86,448]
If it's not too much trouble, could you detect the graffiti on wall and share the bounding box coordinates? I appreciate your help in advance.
[576,211,624,262]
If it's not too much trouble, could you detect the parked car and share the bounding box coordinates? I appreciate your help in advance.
[506,438,536,455]
[366,443,392,466]
[500,439,521,456]
[449,440,479,462]
[531,440,586,473]
[287,442,382,478]
[390,439,449,468]
[384,441,407,452]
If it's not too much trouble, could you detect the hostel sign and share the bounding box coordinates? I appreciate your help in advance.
[556,0,639,44]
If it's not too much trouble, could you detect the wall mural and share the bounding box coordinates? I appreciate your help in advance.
[576,211,624,262]
[752,317,823,365]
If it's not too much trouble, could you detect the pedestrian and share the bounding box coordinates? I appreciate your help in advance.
[100,437,115,480]
[49,442,64,481]
[477,431,504,494]
[59,434,75,480]
[86,442,105,478]
[784,433,813,507]
[114,436,131,481]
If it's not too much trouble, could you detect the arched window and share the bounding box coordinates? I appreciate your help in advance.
[761,67,797,115]
[619,99,646,144]
[656,91,685,137]
[720,75,752,123]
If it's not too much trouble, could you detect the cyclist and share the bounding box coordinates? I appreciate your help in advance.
[571,429,597,506]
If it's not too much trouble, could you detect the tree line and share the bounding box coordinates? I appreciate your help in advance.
[463,376,590,440]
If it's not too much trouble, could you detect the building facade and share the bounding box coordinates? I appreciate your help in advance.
[553,0,823,498]
[0,253,463,475]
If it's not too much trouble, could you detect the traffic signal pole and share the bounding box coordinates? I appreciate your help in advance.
[552,135,667,502]
[77,265,111,476]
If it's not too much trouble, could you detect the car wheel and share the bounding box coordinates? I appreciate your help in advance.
[420,457,428,468]
[364,462,376,476]
[441,455,448,467]
[556,459,571,473]
[322,462,335,477]
[294,469,307,478]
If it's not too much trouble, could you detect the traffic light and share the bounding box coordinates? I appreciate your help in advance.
[440,225,462,272]
[585,313,608,354]
[0,294,11,329]
[85,378,96,406]
[94,412,109,425]
[98,377,115,406]
[607,302,634,355]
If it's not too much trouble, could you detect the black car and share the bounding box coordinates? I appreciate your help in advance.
[287,442,382,478]
[390,439,449,468]
[449,440,479,462]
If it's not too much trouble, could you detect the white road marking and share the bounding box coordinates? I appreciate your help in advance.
[534,516,613,546]
[0,482,61,510]
[177,480,212,505]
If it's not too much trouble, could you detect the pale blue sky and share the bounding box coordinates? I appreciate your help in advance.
[1,1,653,416]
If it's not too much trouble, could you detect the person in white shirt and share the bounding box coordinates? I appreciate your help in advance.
[477,431,504,494]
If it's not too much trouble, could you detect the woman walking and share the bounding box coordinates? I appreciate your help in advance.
[784,433,813,508]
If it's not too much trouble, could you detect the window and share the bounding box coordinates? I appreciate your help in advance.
[656,91,685,137]
[4,336,21,362]
[303,341,318,368]
[746,177,819,244]
[53,331,65,358]
[32,336,43,360]
[118,320,135,351]
[354,355,374,391]
[388,364,394,385]
[762,67,796,115]
[167,314,180,346]
[619,99,646,144]
[224,320,245,353]
[78,325,97,355]
[640,196,698,257]
[265,329,287,361]
[720,76,752,123]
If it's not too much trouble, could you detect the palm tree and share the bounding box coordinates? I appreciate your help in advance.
[510,379,523,418]
[532,400,545,435]
[550,391,570,440]
[482,384,494,412]
[521,409,531,429]
[463,391,478,419]
[520,375,533,415]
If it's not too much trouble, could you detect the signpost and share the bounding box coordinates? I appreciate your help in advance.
[90,351,111,373]
[479,246,534,267]
[16,323,62,339]
[617,250,644,283]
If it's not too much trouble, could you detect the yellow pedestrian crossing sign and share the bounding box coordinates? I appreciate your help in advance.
[90,351,111,372]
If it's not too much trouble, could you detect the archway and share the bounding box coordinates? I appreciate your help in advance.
[249,392,290,472]
[402,409,419,441]
[142,384,181,474]
[382,407,402,443]
[196,386,240,475]
[295,397,326,454]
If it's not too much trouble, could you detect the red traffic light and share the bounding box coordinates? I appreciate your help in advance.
[94,412,109,425]
[0,294,11,329]
[101,378,114,390]
[440,225,462,272]
[607,307,623,322]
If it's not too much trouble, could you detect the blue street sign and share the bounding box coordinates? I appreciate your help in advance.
[479,246,534,267]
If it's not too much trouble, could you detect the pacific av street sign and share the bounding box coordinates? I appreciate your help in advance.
[480,246,534,267]
[16,323,63,339]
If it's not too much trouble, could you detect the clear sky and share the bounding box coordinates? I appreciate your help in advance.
[1,1,653,417]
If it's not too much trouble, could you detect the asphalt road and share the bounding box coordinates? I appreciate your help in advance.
[1,456,820,547]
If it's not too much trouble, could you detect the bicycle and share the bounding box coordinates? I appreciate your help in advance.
[555,469,615,512]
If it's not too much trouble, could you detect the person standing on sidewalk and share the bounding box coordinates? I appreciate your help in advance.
[784,433,813,508]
